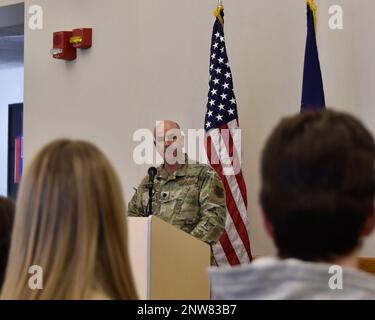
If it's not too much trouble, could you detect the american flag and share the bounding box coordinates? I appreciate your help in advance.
[204,6,252,265]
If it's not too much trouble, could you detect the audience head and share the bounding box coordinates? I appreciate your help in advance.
[1,139,138,299]
[260,109,375,262]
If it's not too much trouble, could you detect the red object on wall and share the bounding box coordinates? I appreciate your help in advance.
[51,31,77,60]
[70,28,92,49]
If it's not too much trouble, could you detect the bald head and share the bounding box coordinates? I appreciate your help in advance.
[153,120,180,138]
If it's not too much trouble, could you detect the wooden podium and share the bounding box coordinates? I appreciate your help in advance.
[128,216,211,300]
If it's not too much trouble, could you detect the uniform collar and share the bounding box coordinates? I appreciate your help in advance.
[157,154,189,180]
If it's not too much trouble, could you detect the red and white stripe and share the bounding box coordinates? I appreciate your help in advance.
[206,119,252,265]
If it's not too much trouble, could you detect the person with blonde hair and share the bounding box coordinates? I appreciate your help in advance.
[1,139,138,300]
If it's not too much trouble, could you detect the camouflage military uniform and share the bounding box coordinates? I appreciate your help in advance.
[128,157,226,263]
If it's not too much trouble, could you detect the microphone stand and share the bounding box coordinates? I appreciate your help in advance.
[145,181,154,217]
[145,167,157,217]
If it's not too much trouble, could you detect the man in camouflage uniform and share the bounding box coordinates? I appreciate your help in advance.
[128,120,226,264]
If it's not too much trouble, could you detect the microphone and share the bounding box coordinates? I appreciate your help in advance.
[148,167,157,183]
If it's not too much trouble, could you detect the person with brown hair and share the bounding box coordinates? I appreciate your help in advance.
[0,196,14,291]
[210,109,375,299]
[1,139,138,300]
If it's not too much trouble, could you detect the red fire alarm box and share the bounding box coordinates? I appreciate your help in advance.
[70,28,92,49]
[51,31,77,60]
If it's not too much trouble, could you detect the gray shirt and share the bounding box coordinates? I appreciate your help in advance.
[209,257,375,300]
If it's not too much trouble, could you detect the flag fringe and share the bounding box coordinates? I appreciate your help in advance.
[307,0,317,32]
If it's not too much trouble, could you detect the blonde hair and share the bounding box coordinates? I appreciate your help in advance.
[1,139,138,300]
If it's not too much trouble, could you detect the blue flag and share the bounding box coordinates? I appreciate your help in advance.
[301,1,326,111]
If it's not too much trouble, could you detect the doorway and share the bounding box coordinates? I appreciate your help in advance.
[0,2,24,198]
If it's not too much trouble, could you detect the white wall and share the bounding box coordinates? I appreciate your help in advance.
[22,0,375,257]
[0,66,24,196]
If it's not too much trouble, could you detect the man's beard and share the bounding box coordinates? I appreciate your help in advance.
[163,148,185,165]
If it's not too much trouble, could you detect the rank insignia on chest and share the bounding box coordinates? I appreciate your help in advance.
[161,191,170,201]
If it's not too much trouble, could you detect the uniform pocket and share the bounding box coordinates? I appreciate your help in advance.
[172,186,201,228]
[171,187,189,215]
